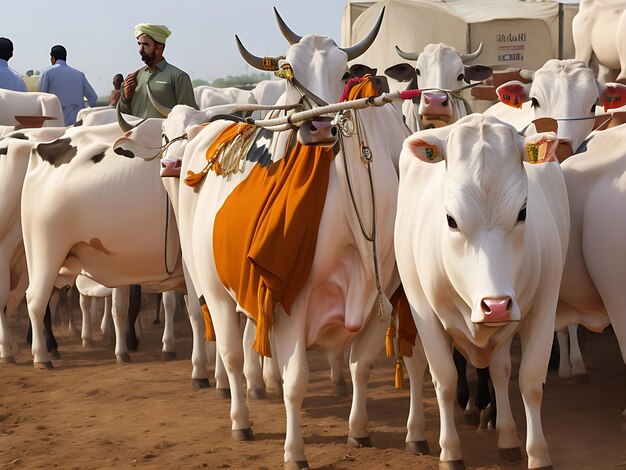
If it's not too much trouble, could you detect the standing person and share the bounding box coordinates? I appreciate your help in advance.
[109,73,124,106]
[0,37,27,92]
[38,45,98,126]
[118,23,197,118]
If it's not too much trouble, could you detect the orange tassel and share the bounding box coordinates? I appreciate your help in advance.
[184,168,208,187]
[385,318,396,358]
[253,282,274,357]
[395,359,405,389]
[199,298,216,341]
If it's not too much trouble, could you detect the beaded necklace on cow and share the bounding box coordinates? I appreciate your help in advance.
[336,108,388,323]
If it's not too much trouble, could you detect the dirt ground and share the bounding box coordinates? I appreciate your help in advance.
[1,305,625,470]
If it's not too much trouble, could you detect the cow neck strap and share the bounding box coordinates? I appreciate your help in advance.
[338,109,388,323]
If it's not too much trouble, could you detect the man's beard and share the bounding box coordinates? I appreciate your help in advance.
[140,52,154,66]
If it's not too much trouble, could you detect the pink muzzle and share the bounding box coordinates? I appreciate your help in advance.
[160,159,182,178]
[477,296,512,324]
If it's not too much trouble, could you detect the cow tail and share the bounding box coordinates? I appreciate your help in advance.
[199,296,216,341]
[254,282,274,358]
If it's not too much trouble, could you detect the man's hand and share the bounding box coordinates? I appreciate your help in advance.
[123,71,138,101]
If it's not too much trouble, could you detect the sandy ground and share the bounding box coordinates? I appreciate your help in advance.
[1,305,625,470]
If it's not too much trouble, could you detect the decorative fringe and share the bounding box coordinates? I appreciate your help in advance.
[254,282,274,357]
[398,336,414,358]
[395,359,405,389]
[385,318,396,358]
[184,162,210,187]
[199,298,216,341]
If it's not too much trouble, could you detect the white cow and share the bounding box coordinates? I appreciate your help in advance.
[0,89,64,127]
[384,42,492,132]
[395,114,570,469]
[193,85,255,110]
[117,8,410,468]
[556,122,626,430]
[572,0,626,83]
[0,127,67,362]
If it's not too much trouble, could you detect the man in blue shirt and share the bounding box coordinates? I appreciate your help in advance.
[39,45,98,125]
[0,37,27,92]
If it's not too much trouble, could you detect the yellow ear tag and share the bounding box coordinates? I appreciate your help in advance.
[526,142,546,164]
[423,144,439,161]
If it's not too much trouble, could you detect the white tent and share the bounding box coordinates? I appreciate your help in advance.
[343,0,580,74]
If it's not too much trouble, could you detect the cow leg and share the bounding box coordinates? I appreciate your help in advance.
[43,305,59,358]
[347,311,388,447]
[403,336,430,454]
[415,312,463,465]
[60,287,78,337]
[566,324,587,379]
[101,296,115,344]
[160,290,177,360]
[518,314,553,469]
[0,307,19,362]
[327,346,348,396]
[273,305,308,466]
[489,335,520,460]
[125,285,141,352]
[210,295,252,439]
[79,293,94,347]
[154,291,162,324]
[185,292,211,388]
[112,286,131,363]
[263,351,282,396]
[242,317,266,399]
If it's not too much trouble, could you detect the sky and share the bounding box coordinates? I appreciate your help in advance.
[2,1,348,97]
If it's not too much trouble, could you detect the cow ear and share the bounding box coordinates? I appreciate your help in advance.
[384,63,416,82]
[598,82,626,111]
[496,80,531,109]
[523,132,559,164]
[402,135,444,163]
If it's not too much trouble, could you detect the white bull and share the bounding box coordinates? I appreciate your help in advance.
[572,0,626,83]
[395,114,570,469]
[384,42,492,132]
[0,88,64,127]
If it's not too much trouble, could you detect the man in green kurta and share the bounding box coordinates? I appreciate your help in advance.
[119,23,197,118]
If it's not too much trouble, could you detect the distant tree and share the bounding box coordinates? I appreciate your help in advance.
[192,73,272,89]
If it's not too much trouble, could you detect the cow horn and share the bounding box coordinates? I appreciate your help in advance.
[273,7,302,45]
[235,35,279,71]
[395,45,420,61]
[459,42,484,62]
[116,101,136,132]
[147,84,171,117]
[340,7,385,61]
[519,68,536,81]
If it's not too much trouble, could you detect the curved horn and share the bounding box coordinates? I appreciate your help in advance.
[147,84,171,117]
[235,35,279,71]
[273,7,302,45]
[395,45,420,61]
[340,6,385,61]
[116,101,136,132]
[459,42,484,62]
[519,68,536,81]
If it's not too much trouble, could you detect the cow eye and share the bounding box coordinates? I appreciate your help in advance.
[457,73,464,81]
[415,69,421,76]
[446,214,458,229]
[591,103,596,113]
[162,133,170,145]
[531,98,539,109]
[517,206,527,222]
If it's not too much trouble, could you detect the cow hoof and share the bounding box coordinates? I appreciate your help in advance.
[232,428,253,441]
[1,356,16,364]
[333,384,349,396]
[192,378,211,389]
[439,460,465,470]
[499,447,523,462]
[216,388,231,399]
[573,373,590,384]
[285,461,309,470]
[161,351,176,361]
[531,466,553,470]
[406,440,430,455]
[82,339,95,347]
[34,361,54,370]
[116,353,131,364]
[49,349,61,360]
[247,388,266,400]
[347,435,372,448]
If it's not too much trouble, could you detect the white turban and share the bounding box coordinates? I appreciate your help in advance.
[134,23,171,44]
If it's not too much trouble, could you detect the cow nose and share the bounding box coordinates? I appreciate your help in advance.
[309,120,338,137]
[480,296,512,322]
[423,92,449,107]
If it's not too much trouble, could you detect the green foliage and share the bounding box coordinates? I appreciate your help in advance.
[193,73,272,89]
